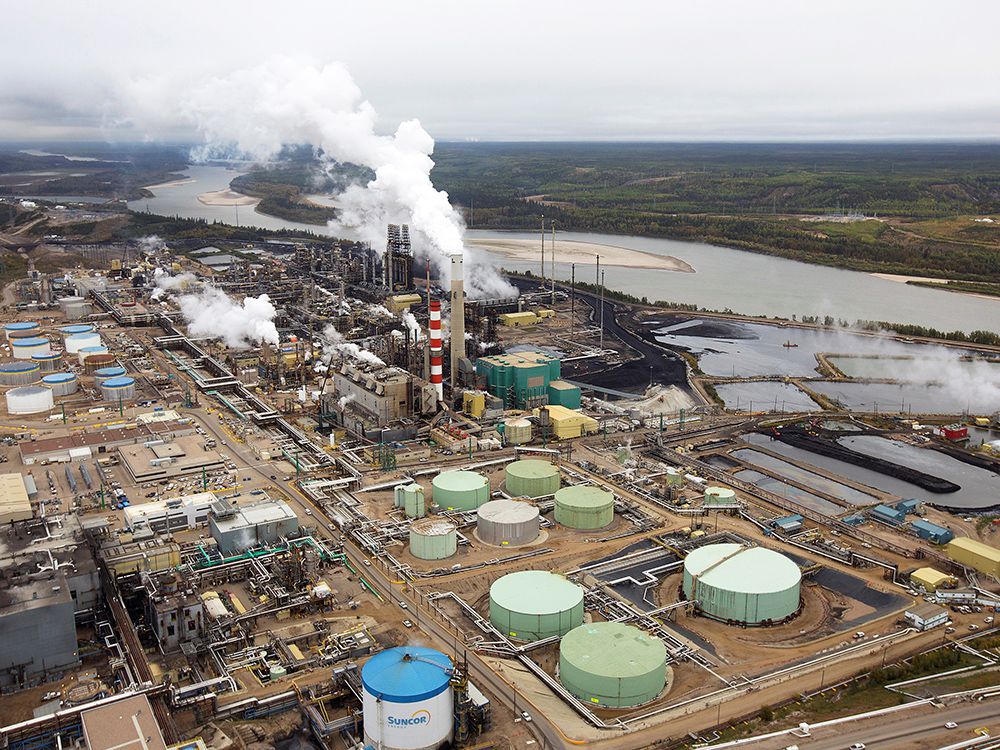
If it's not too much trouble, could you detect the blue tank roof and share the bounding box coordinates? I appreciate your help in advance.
[43,373,77,383]
[95,366,126,377]
[60,324,94,334]
[80,345,108,352]
[11,337,48,347]
[361,647,452,703]
[31,352,63,361]
[102,376,135,388]
[5,322,39,331]
[0,361,39,371]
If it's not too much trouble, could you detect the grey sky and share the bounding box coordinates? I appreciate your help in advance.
[2,0,999,142]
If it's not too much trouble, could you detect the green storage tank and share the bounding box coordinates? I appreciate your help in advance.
[547,380,582,409]
[394,483,426,518]
[559,622,669,707]
[555,485,615,529]
[505,459,561,498]
[682,543,801,625]
[431,470,490,511]
[490,570,584,641]
[409,518,457,560]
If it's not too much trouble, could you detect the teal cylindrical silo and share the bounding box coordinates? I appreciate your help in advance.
[505,459,560,498]
[682,543,801,625]
[559,622,670,707]
[489,570,584,641]
[431,470,490,511]
[555,485,615,529]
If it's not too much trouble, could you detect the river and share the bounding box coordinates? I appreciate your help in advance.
[127,165,1000,332]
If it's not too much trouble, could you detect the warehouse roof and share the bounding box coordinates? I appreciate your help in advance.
[0,472,31,524]
[478,349,557,367]
[210,498,297,531]
[81,695,167,750]
[905,602,948,621]
[948,537,1000,563]
[911,567,953,586]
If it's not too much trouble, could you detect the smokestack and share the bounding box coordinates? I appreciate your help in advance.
[449,254,465,395]
[429,300,443,400]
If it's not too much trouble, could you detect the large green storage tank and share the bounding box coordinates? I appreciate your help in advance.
[559,622,669,707]
[555,485,614,529]
[682,543,801,625]
[409,518,457,560]
[431,470,490,511]
[490,570,584,641]
[505,459,561,498]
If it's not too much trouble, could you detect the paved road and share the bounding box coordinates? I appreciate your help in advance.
[728,699,1000,750]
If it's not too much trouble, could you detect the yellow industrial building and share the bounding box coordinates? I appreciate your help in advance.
[538,404,599,439]
[388,293,423,312]
[0,472,32,524]
[910,567,956,592]
[946,537,1000,577]
[499,311,539,327]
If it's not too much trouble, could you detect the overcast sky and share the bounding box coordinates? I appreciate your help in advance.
[3,0,999,143]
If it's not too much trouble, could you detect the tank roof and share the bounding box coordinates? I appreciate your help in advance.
[11,337,48,346]
[410,518,455,536]
[432,470,488,491]
[4,322,39,330]
[490,570,583,615]
[95,366,126,376]
[31,352,62,360]
[59,324,94,333]
[42,373,76,382]
[506,459,559,479]
[0,361,39,371]
[9,386,50,396]
[555,485,614,509]
[66,331,100,340]
[102,376,135,387]
[684,543,800,594]
[478,499,539,523]
[560,622,666,678]
[361,646,452,703]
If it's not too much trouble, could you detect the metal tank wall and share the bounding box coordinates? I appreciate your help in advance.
[554,485,615,530]
[476,499,539,546]
[489,570,584,641]
[0,361,41,386]
[409,518,457,560]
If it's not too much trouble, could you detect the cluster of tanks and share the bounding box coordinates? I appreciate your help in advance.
[1,321,134,413]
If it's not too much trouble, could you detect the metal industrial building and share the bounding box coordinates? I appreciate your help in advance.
[0,472,33,524]
[209,498,300,554]
[947,537,1000,577]
[475,349,561,408]
[0,574,79,687]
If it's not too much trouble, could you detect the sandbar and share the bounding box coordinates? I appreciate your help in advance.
[197,189,259,207]
[467,238,694,273]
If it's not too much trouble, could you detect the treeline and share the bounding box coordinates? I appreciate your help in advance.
[800,315,1000,347]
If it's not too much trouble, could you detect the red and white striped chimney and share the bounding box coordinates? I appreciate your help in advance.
[429,300,443,400]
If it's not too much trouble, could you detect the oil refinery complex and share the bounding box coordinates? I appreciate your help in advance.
[0,219,999,750]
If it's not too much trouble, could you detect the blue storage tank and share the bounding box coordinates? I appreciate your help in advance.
[911,519,954,544]
[59,324,95,335]
[361,647,453,750]
[4,321,39,339]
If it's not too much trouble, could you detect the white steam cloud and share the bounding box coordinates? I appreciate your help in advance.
[321,325,384,367]
[154,272,279,349]
[128,57,516,299]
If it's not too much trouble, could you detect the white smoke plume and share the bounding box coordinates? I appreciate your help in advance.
[153,272,279,348]
[320,325,384,367]
[127,56,516,299]
[137,235,166,254]
[401,311,422,341]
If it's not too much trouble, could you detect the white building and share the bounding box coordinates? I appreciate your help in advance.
[904,602,949,631]
[123,492,217,533]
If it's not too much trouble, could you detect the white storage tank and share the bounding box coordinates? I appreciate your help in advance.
[4,322,40,340]
[42,372,78,397]
[78,345,110,365]
[31,352,64,373]
[362,647,453,750]
[476,499,540,546]
[101,375,136,402]
[10,337,51,360]
[6,386,54,414]
[0,361,41,386]
[65,331,101,354]
[58,296,91,320]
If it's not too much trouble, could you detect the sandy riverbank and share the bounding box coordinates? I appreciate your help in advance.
[143,178,195,190]
[467,238,694,273]
[197,189,259,207]
[871,272,999,302]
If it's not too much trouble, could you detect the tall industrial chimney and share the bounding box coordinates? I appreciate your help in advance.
[449,254,465,394]
[429,300,443,400]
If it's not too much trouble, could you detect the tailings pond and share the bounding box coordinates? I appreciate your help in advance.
[741,433,1000,511]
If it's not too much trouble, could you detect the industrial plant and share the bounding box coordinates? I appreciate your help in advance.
[0,211,998,750]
